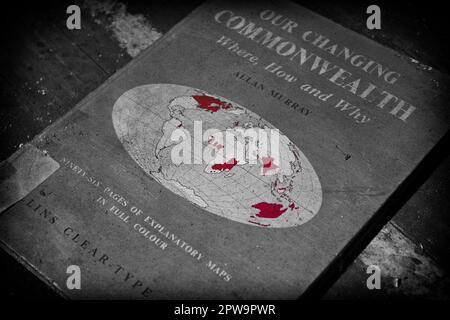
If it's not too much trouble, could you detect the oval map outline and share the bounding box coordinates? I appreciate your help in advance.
[112,84,322,228]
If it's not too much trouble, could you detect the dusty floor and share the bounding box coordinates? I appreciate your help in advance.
[0,0,448,299]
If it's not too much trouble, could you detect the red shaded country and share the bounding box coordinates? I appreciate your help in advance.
[251,202,288,219]
[212,158,238,171]
[288,202,299,210]
[193,95,232,113]
[261,156,278,175]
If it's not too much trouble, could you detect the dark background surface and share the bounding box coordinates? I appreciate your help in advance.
[0,0,448,299]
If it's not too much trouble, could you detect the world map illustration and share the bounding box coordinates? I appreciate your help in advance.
[112,84,322,228]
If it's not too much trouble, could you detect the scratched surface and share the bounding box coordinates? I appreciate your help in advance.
[0,0,448,299]
[0,144,60,213]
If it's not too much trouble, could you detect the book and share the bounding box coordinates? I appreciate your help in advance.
[0,0,448,299]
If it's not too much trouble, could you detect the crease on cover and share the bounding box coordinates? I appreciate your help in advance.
[0,143,60,214]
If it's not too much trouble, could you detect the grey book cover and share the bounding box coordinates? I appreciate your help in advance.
[0,0,448,299]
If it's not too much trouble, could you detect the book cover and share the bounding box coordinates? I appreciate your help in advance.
[0,0,448,299]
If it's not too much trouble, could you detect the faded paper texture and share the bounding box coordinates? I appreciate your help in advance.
[0,144,60,213]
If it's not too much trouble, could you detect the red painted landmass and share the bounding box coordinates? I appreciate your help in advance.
[261,156,278,175]
[211,158,238,171]
[193,95,232,113]
[251,202,288,219]
[288,202,299,210]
